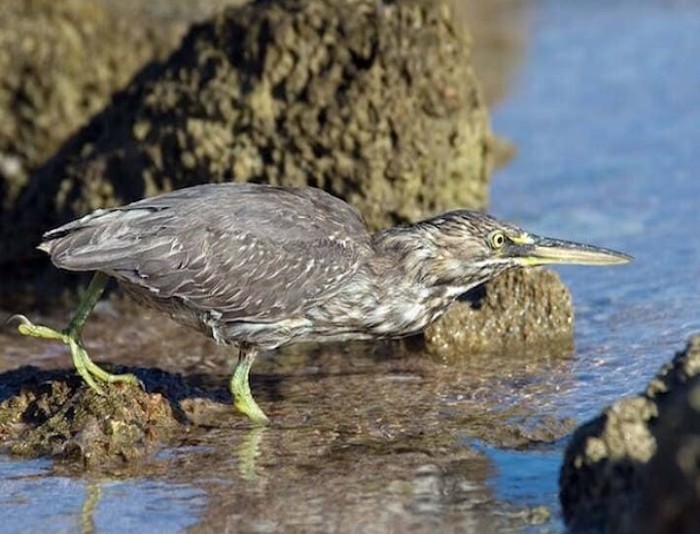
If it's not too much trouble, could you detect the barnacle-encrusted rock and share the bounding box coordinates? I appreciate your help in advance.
[0,0,187,211]
[421,268,574,358]
[2,0,492,275]
[560,335,700,533]
[0,366,179,468]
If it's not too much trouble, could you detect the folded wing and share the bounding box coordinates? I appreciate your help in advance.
[40,184,372,322]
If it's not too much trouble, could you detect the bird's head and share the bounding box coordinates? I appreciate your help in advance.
[380,210,632,294]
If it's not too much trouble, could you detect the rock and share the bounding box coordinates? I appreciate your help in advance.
[450,0,530,107]
[1,0,492,278]
[560,335,700,533]
[0,366,178,468]
[0,0,189,212]
[420,268,574,359]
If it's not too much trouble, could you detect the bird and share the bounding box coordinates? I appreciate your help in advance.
[12,183,631,424]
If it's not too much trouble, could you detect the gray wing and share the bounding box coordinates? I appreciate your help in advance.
[40,183,372,321]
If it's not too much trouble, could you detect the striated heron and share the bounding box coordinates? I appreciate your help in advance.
[13,183,631,423]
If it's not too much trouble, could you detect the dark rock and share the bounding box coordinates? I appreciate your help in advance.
[560,335,700,533]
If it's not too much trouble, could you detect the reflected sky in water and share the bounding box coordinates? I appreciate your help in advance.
[491,0,700,420]
[0,457,204,533]
[484,0,700,524]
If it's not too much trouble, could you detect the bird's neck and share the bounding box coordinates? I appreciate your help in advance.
[370,226,486,298]
[305,228,482,340]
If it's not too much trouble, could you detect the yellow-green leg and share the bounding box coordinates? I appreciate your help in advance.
[11,272,140,394]
[230,344,269,425]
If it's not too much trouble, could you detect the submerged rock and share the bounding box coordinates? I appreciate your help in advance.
[560,334,700,533]
[420,268,574,359]
[1,0,492,275]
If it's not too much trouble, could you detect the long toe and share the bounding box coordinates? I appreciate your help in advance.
[75,343,143,390]
[12,317,68,342]
[103,372,143,389]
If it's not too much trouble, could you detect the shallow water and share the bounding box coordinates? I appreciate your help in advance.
[491,0,700,417]
[2,0,700,532]
[0,456,205,532]
[487,0,700,520]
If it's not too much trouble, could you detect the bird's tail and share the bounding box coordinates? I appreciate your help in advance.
[39,208,161,273]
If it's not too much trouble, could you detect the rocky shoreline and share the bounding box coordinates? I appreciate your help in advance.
[0,0,575,468]
[2,2,693,532]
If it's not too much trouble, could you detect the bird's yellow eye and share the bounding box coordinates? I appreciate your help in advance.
[489,231,506,249]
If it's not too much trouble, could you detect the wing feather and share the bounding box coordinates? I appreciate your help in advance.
[40,184,372,322]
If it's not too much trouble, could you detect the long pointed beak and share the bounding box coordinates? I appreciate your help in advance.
[515,236,632,266]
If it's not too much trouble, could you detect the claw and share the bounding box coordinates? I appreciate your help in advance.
[6,314,32,327]
[12,318,67,342]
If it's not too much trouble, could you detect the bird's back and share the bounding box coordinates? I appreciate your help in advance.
[40,183,373,342]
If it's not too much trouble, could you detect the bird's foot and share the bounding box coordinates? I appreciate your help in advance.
[233,391,270,426]
[230,358,270,425]
[10,314,141,394]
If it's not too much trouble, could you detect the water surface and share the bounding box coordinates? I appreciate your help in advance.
[486,0,700,520]
[491,0,700,418]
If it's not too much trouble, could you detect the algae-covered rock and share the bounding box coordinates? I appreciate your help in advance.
[0,0,186,212]
[0,366,182,469]
[560,335,700,533]
[420,268,573,359]
[1,0,492,272]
